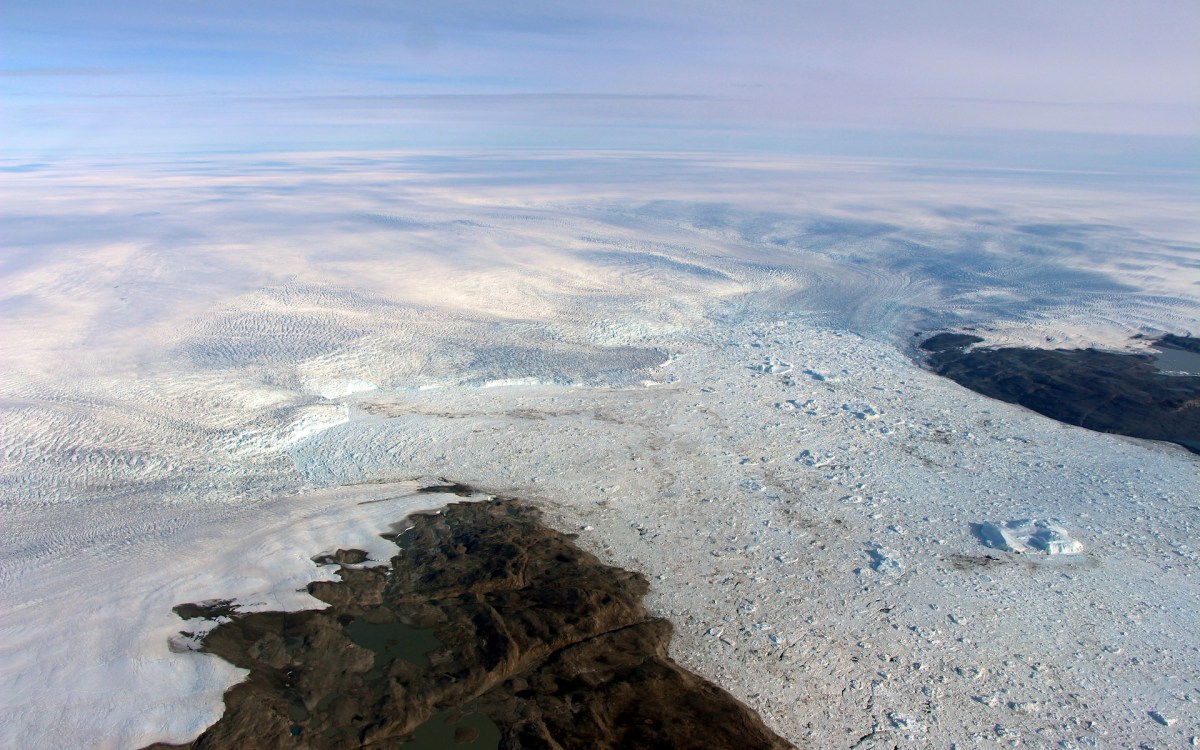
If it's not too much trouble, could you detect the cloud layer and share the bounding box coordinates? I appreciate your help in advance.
[4,1,1198,155]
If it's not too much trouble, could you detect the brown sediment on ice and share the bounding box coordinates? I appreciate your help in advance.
[145,496,794,750]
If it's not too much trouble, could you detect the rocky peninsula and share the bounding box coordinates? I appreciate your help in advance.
[920,333,1200,454]
[146,493,793,750]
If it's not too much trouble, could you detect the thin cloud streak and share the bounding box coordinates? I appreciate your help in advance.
[0,67,124,77]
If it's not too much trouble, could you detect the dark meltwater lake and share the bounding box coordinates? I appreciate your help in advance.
[1153,346,1200,375]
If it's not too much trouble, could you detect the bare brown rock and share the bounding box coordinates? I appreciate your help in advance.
[921,333,1200,454]
[145,496,794,750]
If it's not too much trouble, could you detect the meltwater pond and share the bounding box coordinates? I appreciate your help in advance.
[1152,342,1200,376]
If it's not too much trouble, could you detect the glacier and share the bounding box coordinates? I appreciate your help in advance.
[1,152,1197,747]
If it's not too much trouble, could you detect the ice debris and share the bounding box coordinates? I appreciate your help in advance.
[1149,710,1176,727]
[796,449,835,468]
[978,519,1083,555]
[750,357,793,375]
[842,401,883,420]
[867,543,904,576]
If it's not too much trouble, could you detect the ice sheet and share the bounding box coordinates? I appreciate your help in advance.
[2,152,1198,747]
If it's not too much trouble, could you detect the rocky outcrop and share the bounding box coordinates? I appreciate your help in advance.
[920,334,1200,455]
[146,496,794,750]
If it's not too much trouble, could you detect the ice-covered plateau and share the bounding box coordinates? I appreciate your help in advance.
[1,153,1198,748]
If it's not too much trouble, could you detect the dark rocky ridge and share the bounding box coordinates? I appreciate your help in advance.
[1157,333,1200,355]
[919,333,1200,455]
[145,496,794,750]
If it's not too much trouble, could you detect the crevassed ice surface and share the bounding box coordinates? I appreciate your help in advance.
[1,153,1198,748]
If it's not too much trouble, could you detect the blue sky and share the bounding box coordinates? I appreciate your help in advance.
[2,1,1198,160]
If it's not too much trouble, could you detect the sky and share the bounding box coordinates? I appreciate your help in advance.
[2,0,1199,161]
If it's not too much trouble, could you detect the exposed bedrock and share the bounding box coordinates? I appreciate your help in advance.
[919,334,1200,454]
[145,497,793,750]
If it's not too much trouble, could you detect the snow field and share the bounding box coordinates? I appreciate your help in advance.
[0,482,485,749]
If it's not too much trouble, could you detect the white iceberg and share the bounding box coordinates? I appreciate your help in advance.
[978,519,1084,555]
